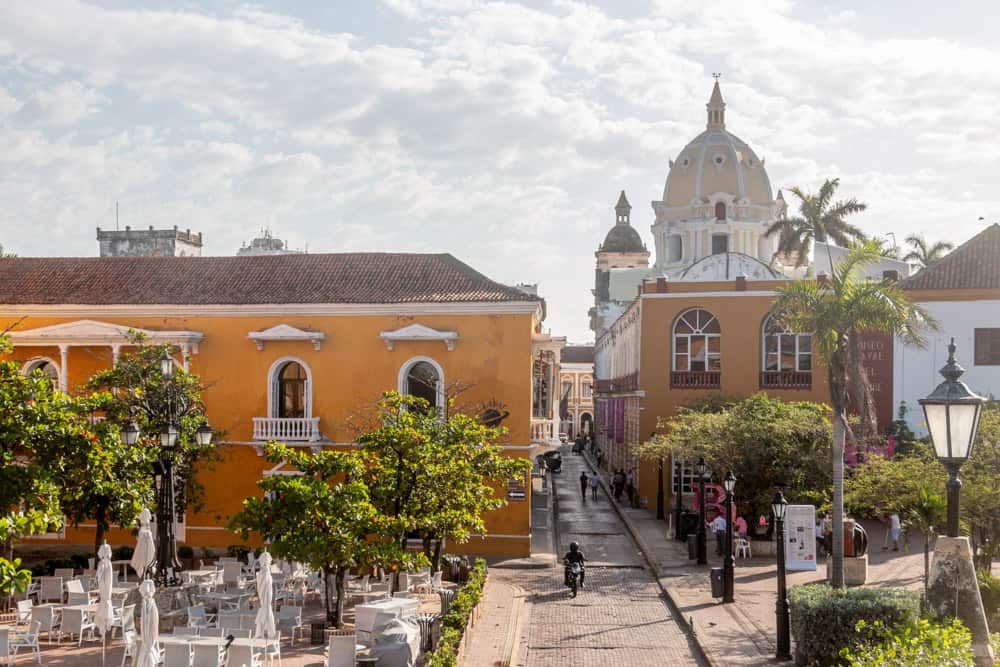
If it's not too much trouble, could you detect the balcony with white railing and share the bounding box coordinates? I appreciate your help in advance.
[531,418,558,445]
[252,417,321,442]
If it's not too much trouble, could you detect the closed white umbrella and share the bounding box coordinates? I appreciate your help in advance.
[135,579,160,667]
[255,551,276,640]
[131,508,156,580]
[95,541,114,667]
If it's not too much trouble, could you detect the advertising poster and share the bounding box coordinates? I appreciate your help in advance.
[785,504,817,571]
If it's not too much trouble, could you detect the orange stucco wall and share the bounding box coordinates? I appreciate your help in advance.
[3,311,535,557]
[632,289,832,510]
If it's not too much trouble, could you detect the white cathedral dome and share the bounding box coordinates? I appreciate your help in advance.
[662,82,773,207]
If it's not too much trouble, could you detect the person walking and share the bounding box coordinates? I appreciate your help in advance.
[573,435,584,455]
[579,471,589,502]
[890,512,902,551]
[612,469,625,501]
[711,511,727,556]
[625,469,636,507]
[589,471,600,501]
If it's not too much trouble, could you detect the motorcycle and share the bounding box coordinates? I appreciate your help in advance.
[565,561,582,598]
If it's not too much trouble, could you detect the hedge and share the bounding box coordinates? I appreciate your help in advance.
[840,617,973,666]
[425,558,488,667]
[789,584,920,666]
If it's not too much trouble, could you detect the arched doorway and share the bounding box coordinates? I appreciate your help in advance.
[580,412,593,437]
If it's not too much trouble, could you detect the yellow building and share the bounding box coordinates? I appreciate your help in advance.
[0,252,551,558]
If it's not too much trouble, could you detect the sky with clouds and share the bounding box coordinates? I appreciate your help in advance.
[1,0,998,342]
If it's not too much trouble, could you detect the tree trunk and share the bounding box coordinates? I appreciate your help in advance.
[333,566,347,628]
[431,538,444,574]
[422,535,432,562]
[94,502,108,555]
[831,411,846,589]
[323,568,333,625]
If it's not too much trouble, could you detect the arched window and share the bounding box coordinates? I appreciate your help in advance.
[277,361,307,418]
[667,234,683,263]
[580,413,593,435]
[760,315,812,388]
[715,201,726,220]
[399,357,444,409]
[267,357,312,420]
[673,309,721,389]
[23,358,60,384]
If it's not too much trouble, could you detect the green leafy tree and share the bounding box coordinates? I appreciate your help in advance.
[87,334,217,520]
[772,241,934,588]
[0,334,107,608]
[909,488,947,594]
[637,393,833,517]
[356,392,532,573]
[0,243,14,258]
[903,233,953,270]
[230,443,403,627]
[58,416,155,553]
[765,177,868,267]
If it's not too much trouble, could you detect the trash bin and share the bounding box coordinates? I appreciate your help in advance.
[710,567,724,598]
[687,534,698,560]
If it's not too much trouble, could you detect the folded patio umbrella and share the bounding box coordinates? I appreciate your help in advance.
[131,508,156,580]
[255,551,276,640]
[136,579,161,667]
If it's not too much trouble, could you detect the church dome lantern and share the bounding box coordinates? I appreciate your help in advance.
[599,191,647,254]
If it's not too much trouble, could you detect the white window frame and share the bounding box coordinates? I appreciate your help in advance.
[21,356,61,384]
[397,356,445,409]
[761,315,812,372]
[672,308,721,372]
[266,356,313,419]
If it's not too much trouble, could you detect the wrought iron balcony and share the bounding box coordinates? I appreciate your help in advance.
[671,371,721,389]
[759,371,812,390]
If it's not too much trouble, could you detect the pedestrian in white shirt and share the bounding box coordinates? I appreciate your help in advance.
[711,513,727,556]
[890,512,902,551]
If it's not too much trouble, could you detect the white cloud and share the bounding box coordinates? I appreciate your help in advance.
[0,0,998,340]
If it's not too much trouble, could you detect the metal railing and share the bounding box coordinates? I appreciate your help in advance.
[670,371,721,389]
[759,371,812,389]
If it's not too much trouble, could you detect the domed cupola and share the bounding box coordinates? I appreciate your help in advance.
[650,79,784,276]
[599,191,647,254]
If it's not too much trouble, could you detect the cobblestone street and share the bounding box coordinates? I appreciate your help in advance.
[473,447,704,666]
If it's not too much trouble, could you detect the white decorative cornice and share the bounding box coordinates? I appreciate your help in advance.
[8,319,204,353]
[379,323,459,351]
[0,301,542,318]
[247,324,325,351]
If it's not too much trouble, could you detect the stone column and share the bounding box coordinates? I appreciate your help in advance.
[58,344,69,392]
[927,536,994,666]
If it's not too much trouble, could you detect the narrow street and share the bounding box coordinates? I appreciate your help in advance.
[479,446,705,667]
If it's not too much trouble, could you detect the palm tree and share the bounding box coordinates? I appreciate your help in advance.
[903,234,953,270]
[771,241,934,588]
[906,487,946,596]
[765,178,868,267]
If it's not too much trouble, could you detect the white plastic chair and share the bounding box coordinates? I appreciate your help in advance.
[30,604,60,643]
[67,591,92,606]
[201,627,225,638]
[53,568,75,580]
[120,629,139,667]
[10,620,42,665]
[218,611,241,630]
[222,562,243,589]
[326,634,356,667]
[226,642,264,667]
[58,607,96,646]
[173,626,199,636]
[187,605,215,629]
[228,628,252,639]
[112,603,136,638]
[16,599,33,629]
[275,606,303,645]
[163,641,192,667]
[736,537,752,559]
[38,576,64,603]
[192,641,226,667]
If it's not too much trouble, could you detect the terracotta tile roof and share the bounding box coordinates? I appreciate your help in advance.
[0,253,540,305]
[561,346,594,363]
[900,224,1000,291]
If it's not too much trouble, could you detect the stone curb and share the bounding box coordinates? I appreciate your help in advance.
[580,450,720,667]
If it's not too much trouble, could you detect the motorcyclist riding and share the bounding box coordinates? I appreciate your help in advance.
[563,541,586,589]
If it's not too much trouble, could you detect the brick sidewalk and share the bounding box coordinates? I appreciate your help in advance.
[582,451,929,666]
[461,575,524,667]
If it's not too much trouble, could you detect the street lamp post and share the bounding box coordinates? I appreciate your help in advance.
[696,457,707,565]
[773,491,791,661]
[919,340,994,666]
[674,453,684,542]
[723,470,736,603]
[918,338,985,537]
[146,353,214,586]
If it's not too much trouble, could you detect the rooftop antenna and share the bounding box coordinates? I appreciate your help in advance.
[115,201,119,231]
[712,72,722,80]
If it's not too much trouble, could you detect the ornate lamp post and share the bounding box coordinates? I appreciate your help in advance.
[696,456,708,565]
[772,491,791,661]
[918,339,985,537]
[723,470,736,603]
[919,340,994,666]
[147,353,214,586]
